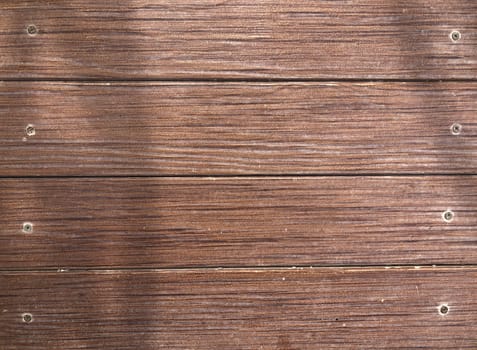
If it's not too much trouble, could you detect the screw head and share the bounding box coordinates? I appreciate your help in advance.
[26,24,38,36]
[450,123,462,135]
[438,304,449,316]
[22,222,33,233]
[442,210,454,223]
[22,313,33,323]
[25,124,35,137]
[450,30,461,42]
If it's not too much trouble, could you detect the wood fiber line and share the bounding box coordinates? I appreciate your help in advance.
[1,176,476,269]
[0,0,476,79]
[1,82,477,176]
[1,268,477,349]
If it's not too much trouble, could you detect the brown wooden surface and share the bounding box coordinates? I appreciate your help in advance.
[0,0,476,79]
[1,82,477,176]
[1,267,476,349]
[2,1,476,348]
[1,176,476,269]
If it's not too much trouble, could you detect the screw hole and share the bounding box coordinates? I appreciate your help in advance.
[22,313,33,323]
[451,123,462,135]
[442,210,454,223]
[439,304,449,315]
[22,222,33,233]
[26,24,38,36]
[25,124,36,137]
[450,30,461,42]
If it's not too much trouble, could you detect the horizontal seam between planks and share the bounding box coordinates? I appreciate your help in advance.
[2,264,477,273]
[0,173,477,179]
[3,78,477,83]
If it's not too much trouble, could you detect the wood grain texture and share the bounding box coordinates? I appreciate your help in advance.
[1,267,477,349]
[0,0,476,79]
[1,82,477,175]
[2,176,476,269]
[1,1,476,349]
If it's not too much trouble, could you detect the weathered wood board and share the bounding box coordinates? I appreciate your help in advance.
[1,82,476,175]
[0,0,476,79]
[1,268,476,349]
[1,176,476,269]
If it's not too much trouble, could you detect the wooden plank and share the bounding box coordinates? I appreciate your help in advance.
[0,1,476,79]
[2,176,476,269]
[1,82,477,176]
[1,267,476,349]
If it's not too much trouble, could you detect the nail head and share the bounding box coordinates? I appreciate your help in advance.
[442,210,454,223]
[22,313,33,323]
[22,222,33,233]
[450,30,461,42]
[25,124,35,137]
[26,24,38,36]
[439,304,449,316]
[451,123,462,135]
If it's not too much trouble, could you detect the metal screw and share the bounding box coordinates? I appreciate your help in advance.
[26,24,38,36]
[442,210,454,223]
[451,123,462,135]
[439,304,449,316]
[22,222,33,233]
[25,124,35,137]
[22,313,33,323]
[450,30,461,42]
